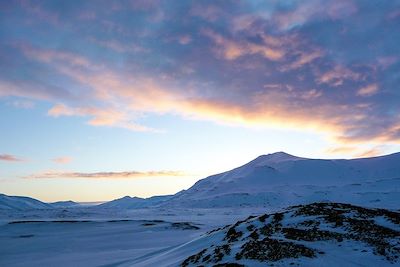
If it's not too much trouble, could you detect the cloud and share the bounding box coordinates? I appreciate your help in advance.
[21,44,92,68]
[88,38,147,53]
[272,0,358,30]
[178,35,192,45]
[52,157,73,164]
[202,28,285,61]
[1,0,400,151]
[356,147,384,158]
[26,170,186,179]
[284,50,324,70]
[357,84,379,97]
[326,146,358,155]
[317,65,362,86]
[48,104,157,132]
[8,99,35,109]
[0,154,23,162]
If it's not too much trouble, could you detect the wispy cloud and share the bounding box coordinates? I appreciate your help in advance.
[202,28,285,61]
[9,99,35,109]
[356,147,384,158]
[48,103,158,132]
[317,65,362,86]
[52,157,73,164]
[357,84,379,97]
[26,170,186,179]
[0,154,23,162]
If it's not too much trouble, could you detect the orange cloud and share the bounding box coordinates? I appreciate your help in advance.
[356,147,384,158]
[326,146,357,155]
[48,103,157,132]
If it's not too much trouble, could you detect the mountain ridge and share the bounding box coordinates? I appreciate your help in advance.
[1,151,399,210]
[164,151,400,208]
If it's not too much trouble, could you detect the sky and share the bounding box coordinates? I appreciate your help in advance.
[1,0,400,202]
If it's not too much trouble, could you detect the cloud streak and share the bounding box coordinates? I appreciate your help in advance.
[0,154,23,162]
[26,170,186,179]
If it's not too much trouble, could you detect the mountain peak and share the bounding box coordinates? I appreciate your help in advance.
[269,151,295,157]
[253,151,301,165]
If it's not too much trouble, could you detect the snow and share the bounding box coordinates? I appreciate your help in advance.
[0,194,52,210]
[97,195,172,209]
[1,151,400,266]
[134,203,400,266]
[50,201,80,208]
[0,219,202,267]
[164,152,400,209]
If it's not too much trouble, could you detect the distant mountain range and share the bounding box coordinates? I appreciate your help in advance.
[1,152,400,210]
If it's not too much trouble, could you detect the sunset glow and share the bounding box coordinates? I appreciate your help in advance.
[1,0,399,201]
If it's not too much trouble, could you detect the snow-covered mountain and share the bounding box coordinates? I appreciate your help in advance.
[50,200,79,208]
[3,152,400,210]
[164,152,400,208]
[98,195,173,209]
[134,202,400,266]
[0,194,52,210]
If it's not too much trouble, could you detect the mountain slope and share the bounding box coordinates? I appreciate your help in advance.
[0,194,52,210]
[133,202,400,266]
[165,152,400,208]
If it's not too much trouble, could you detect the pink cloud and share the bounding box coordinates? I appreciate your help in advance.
[317,65,362,86]
[52,157,73,164]
[202,29,285,61]
[0,154,23,162]
[357,84,379,97]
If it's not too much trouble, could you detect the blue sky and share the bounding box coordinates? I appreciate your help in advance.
[1,0,400,201]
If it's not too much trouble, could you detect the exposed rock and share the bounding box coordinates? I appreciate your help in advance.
[181,202,400,266]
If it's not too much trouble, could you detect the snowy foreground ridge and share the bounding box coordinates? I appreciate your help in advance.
[137,202,400,267]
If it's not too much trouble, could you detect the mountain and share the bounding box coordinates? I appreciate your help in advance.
[50,200,79,208]
[0,194,52,210]
[164,152,400,208]
[135,202,400,266]
[98,195,173,209]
